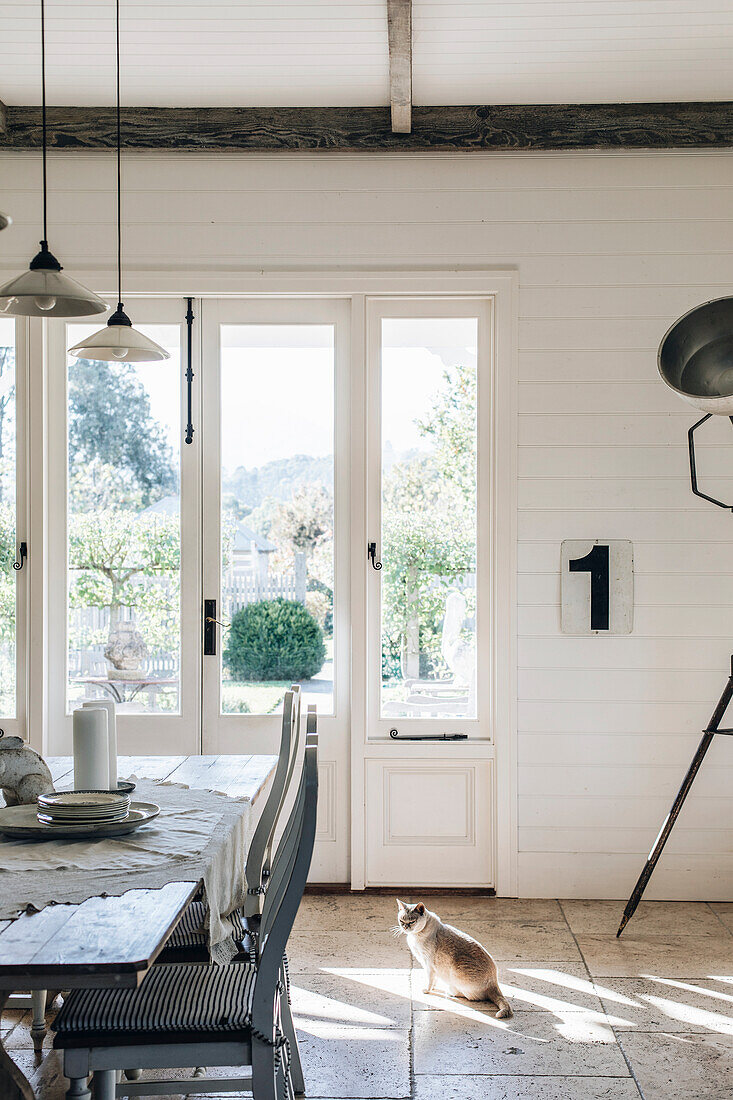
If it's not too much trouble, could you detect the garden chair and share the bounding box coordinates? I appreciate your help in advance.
[52,728,319,1100]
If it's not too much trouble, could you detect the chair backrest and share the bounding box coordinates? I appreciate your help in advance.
[259,704,317,944]
[244,686,302,916]
[252,715,318,1033]
[263,685,302,878]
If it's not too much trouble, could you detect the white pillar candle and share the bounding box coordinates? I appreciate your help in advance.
[73,707,109,791]
[82,699,117,789]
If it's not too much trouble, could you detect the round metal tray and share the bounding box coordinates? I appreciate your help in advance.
[0,801,160,841]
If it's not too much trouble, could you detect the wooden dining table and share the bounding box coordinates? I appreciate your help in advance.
[0,754,277,1100]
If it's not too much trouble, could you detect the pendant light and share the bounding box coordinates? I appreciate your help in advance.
[0,214,11,231]
[68,0,168,363]
[0,0,106,318]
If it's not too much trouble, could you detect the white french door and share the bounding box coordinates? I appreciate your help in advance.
[200,299,351,881]
[0,317,28,741]
[40,278,514,890]
[361,297,497,887]
[46,299,201,756]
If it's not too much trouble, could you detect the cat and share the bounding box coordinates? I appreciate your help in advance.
[395,899,512,1018]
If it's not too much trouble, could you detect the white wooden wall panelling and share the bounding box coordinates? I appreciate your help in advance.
[518,852,733,902]
[3,147,733,897]
[518,731,733,768]
[521,792,733,831]
[519,446,733,478]
[519,637,733,670]
[519,699,729,735]
[520,541,733,574]
[520,573,733,606]
[9,187,733,230]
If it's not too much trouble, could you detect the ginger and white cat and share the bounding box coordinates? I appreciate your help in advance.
[395,899,512,1019]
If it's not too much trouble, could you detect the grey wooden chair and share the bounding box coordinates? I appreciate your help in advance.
[52,728,319,1100]
[160,686,303,962]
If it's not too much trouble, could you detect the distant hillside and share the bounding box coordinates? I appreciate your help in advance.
[223,454,334,508]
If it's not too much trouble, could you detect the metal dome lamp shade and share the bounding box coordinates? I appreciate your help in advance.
[68,0,168,365]
[0,1,106,318]
[659,295,733,510]
[0,213,11,231]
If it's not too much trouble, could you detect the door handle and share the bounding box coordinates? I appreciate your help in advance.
[203,598,217,656]
[12,542,27,571]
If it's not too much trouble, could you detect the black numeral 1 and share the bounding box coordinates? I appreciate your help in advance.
[569,545,610,630]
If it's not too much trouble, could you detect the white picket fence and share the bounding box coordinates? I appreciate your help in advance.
[221,570,306,618]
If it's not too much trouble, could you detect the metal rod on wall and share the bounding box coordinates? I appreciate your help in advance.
[184,297,194,445]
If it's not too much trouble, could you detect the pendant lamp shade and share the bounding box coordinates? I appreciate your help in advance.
[68,305,169,363]
[0,213,11,231]
[0,242,107,317]
[69,0,168,364]
[0,2,105,319]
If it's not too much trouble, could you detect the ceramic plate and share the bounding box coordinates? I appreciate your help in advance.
[0,802,160,841]
[38,790,130,811]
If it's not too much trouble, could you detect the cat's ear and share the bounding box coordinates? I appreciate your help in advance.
[396,898,405,911]
[415,903,425,915]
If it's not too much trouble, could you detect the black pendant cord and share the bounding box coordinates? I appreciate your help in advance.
[115,0,123,312]
[40,0,48,245]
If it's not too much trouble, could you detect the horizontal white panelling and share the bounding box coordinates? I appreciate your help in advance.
[519,605,733,638]
[519,445,733,478]
[2,147,732,899]
[518,853,733,901]
[518,732,726,768]
[2,1,733,105]
[519,637,733,671]
[519,572,733,607]
[519,541,733,574]
[519,828,733,856]
[519,700,728,735]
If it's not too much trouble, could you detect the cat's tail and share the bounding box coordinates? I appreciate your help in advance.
[488,986,513,1019]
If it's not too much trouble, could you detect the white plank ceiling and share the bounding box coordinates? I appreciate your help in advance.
[1,0,733,107]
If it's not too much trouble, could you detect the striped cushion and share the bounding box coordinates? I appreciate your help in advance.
[167,900,248,950]
[53,963,256,1040]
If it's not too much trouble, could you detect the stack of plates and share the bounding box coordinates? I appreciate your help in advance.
[36,790,131,827]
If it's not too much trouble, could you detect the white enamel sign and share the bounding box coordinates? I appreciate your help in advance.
[561,540,633,635]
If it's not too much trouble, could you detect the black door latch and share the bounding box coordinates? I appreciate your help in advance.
[203,598,217,655]
[367,542,382,571]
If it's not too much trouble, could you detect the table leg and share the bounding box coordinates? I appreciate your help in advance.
[30,988,47,1052]
[0,991,36,1100]
[92,1069,116,1100]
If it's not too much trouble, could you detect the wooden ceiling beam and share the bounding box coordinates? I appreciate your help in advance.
[387,0,412,134]
[0,100,6,135]
[1,103,733,152]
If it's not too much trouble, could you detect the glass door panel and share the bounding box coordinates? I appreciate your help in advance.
[47,301,200,755]
[0,318,25,733]
[367,299,490,739]
[219,323,335,716]
[202,299,349,753]
[65,324,182,715]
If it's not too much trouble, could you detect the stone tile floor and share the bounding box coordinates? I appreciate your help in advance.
[6,895,733,1099]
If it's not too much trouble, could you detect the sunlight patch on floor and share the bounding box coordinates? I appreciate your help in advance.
[644,976,733,1005]
[639,994,733,1035]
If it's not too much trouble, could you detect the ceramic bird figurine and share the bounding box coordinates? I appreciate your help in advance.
[0,734,54,805]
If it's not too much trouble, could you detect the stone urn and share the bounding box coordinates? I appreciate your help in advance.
[104,621,148,680]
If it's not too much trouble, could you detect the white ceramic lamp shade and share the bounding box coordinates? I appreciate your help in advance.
[68,306,170,363]
[0,242,107,318]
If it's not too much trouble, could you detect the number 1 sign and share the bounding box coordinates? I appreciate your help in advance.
[561,540,633,635]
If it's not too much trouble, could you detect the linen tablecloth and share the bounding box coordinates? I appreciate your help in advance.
[0,777,255,962]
